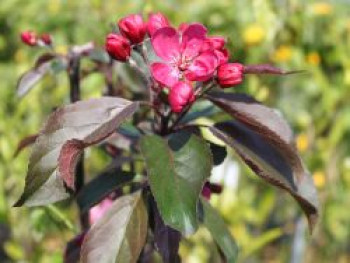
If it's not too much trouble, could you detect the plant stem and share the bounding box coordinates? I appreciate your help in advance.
[68,55,89,231]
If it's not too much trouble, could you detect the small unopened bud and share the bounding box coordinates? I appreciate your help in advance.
[168,81,195,113]
[40,33,52,45]
[105,33,131,62]
[20,31,37,46]
[118,14,146,44]
[147,12,170,36]
[217,63,244,88]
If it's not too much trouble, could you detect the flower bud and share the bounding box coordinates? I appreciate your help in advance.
[105,33,131,61]
[147,12,170,36]
[20,31,37,46]
[118,14,146,44]
[40,33,52,45]
[169,81,195,113]
[217,63,244,88]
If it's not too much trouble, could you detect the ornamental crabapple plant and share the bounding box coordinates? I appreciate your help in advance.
[15,12,319,263]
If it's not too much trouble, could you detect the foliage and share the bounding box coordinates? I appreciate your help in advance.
[0,0,349,262]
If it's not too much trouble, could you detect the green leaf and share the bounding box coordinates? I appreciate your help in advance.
[80,191,148,263]
[140,131,212,235]
[77,168,134,213]
[209,121,319,232]
[201,199,238,263]
[15,97,139,207]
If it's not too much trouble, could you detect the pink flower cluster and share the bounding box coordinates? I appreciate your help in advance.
[105,12,244,112]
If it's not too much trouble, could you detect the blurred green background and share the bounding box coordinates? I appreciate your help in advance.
[0,0,350,262]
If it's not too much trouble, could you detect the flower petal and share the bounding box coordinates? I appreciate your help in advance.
[151,62,180,87]
[151,27,181,62]
[185,51,218,82]
[181,23,207,60]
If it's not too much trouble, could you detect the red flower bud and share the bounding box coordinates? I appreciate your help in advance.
[201,185,211,200]
[168,81,195,113]
[105,33,131,62]
[118,14,146,44]
[217,63,244,88]
[147,12,170,36]
[20,31,37,46]
[40,33,52,45]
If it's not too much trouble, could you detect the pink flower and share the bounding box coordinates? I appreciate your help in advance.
[89,198,114,224]
[214,48,229,65]
[105,33,131,61]
[147,12,170,36]
[168,81,195,113]
[20,31,37,46]
[201,36,226,51]
[201,36,229,65]
[217,63,244,88]
[150,24,218,87]
[118,14,146,44]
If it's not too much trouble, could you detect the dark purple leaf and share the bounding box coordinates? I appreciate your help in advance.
[64,232,86,263]
[16,57,53,97]
[80,191,147,263]
[71,42,95,56]
[244,64,304,75]
[77,166,134,213]
[14,134,39,157]
[15,97,138,207]
[58,139,85,190]
[34,53,56,69]
[151,195,181,263]
[207,92,305,174]
[209,121,318,232]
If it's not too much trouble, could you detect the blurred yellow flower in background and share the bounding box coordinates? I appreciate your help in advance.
[243,24,265,45]
[56,45,68,55]
[313,171,326,188]
[307,52,321,66]
[49,0,61,15]
[296,133,309,153]
[272,45,292,63]
[311,2,333,16]
[14,49,26,63]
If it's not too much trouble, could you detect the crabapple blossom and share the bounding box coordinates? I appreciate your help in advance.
[168,81,195,113]
[150,24,219,88]
[147,12,170,36]
[40,33,52,45]
[89,198,114,224]
[217,63,244,88]
[118,14,146,44]
[105,33,131,61]
[20,31,37,46]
